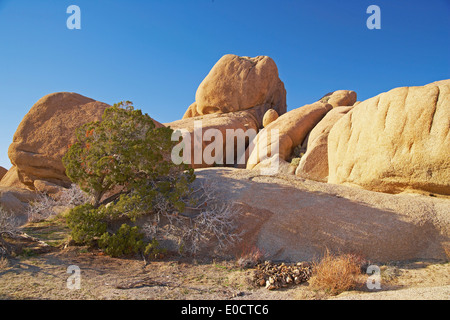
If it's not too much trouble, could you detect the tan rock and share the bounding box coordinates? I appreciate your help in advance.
[328,80,450,195]
[5,92,110,189]
[0,166,7,181]
[262,109,279,127]
[183,54,287,121]
[246,102,332,170]
[319,90,357,107]
[34,179,65,196]
[192,168,450,262]
[295,106,353,182]
[0,166,32,190]
[167,109,260,168]
[0,186,37,220]
[251,156,296,175]
[182,102,200,119]
[172,54,287,169]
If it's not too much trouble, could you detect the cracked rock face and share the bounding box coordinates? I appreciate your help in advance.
[328,80,450,195]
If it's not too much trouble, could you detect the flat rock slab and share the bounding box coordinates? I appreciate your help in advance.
[192,168,449,263]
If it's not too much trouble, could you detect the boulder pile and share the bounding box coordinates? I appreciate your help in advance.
[167,54,287,168]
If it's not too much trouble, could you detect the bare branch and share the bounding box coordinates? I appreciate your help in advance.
[26,184,92,222]
[142,181,242,255]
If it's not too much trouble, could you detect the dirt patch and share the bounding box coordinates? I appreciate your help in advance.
[1,247,449,300]
[0,217,448,300]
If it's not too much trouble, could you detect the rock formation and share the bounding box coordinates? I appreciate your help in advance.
[0,186,37,221]
[246,102,332,171]
[167,110,260,168]
[1,92,164,194]
[318,90,357,107]
[0,51,448,265]
[183,54,286,119]
[328,80,450,196]
[246,89,357,173]
[167,54,287,168]
[295,106,353,182]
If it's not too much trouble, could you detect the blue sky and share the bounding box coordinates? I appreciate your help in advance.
[0,0,449,169]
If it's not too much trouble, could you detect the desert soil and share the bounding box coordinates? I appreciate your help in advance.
[0,218,449,300]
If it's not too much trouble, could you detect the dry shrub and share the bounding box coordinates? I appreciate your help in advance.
[0,206,20,237]
[26,184,92,222]
[142,182,242,255]
[309,249,364,295]
[0,206,21,257]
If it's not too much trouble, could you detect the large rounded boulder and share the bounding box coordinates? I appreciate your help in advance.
[170,54,287,169]
[183,54,287,123]
[3,92,110,190]
[328,80,450,195]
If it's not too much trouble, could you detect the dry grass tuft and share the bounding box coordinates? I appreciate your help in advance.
[309,249,365,295]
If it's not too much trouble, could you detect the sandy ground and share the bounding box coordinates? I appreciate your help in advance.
[0,215,448,300]
[0,247,448,300]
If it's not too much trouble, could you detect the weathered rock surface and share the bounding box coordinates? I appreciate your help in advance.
[183,54,286,119]
[192,168,450,262]
[0,186,37,221]
[295,106,353,182]
[0,166,7,181]
[170,54,287,168]
[33,180,65,196]
[167,110,259,168]
[319,90,357,107]
[328,80,450,195]
[262,109,279,127]
[246,102,332,171]
[0,166,32,191]
[3,92,110,190]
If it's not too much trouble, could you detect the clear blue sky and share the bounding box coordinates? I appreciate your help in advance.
[0,0,449,169]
